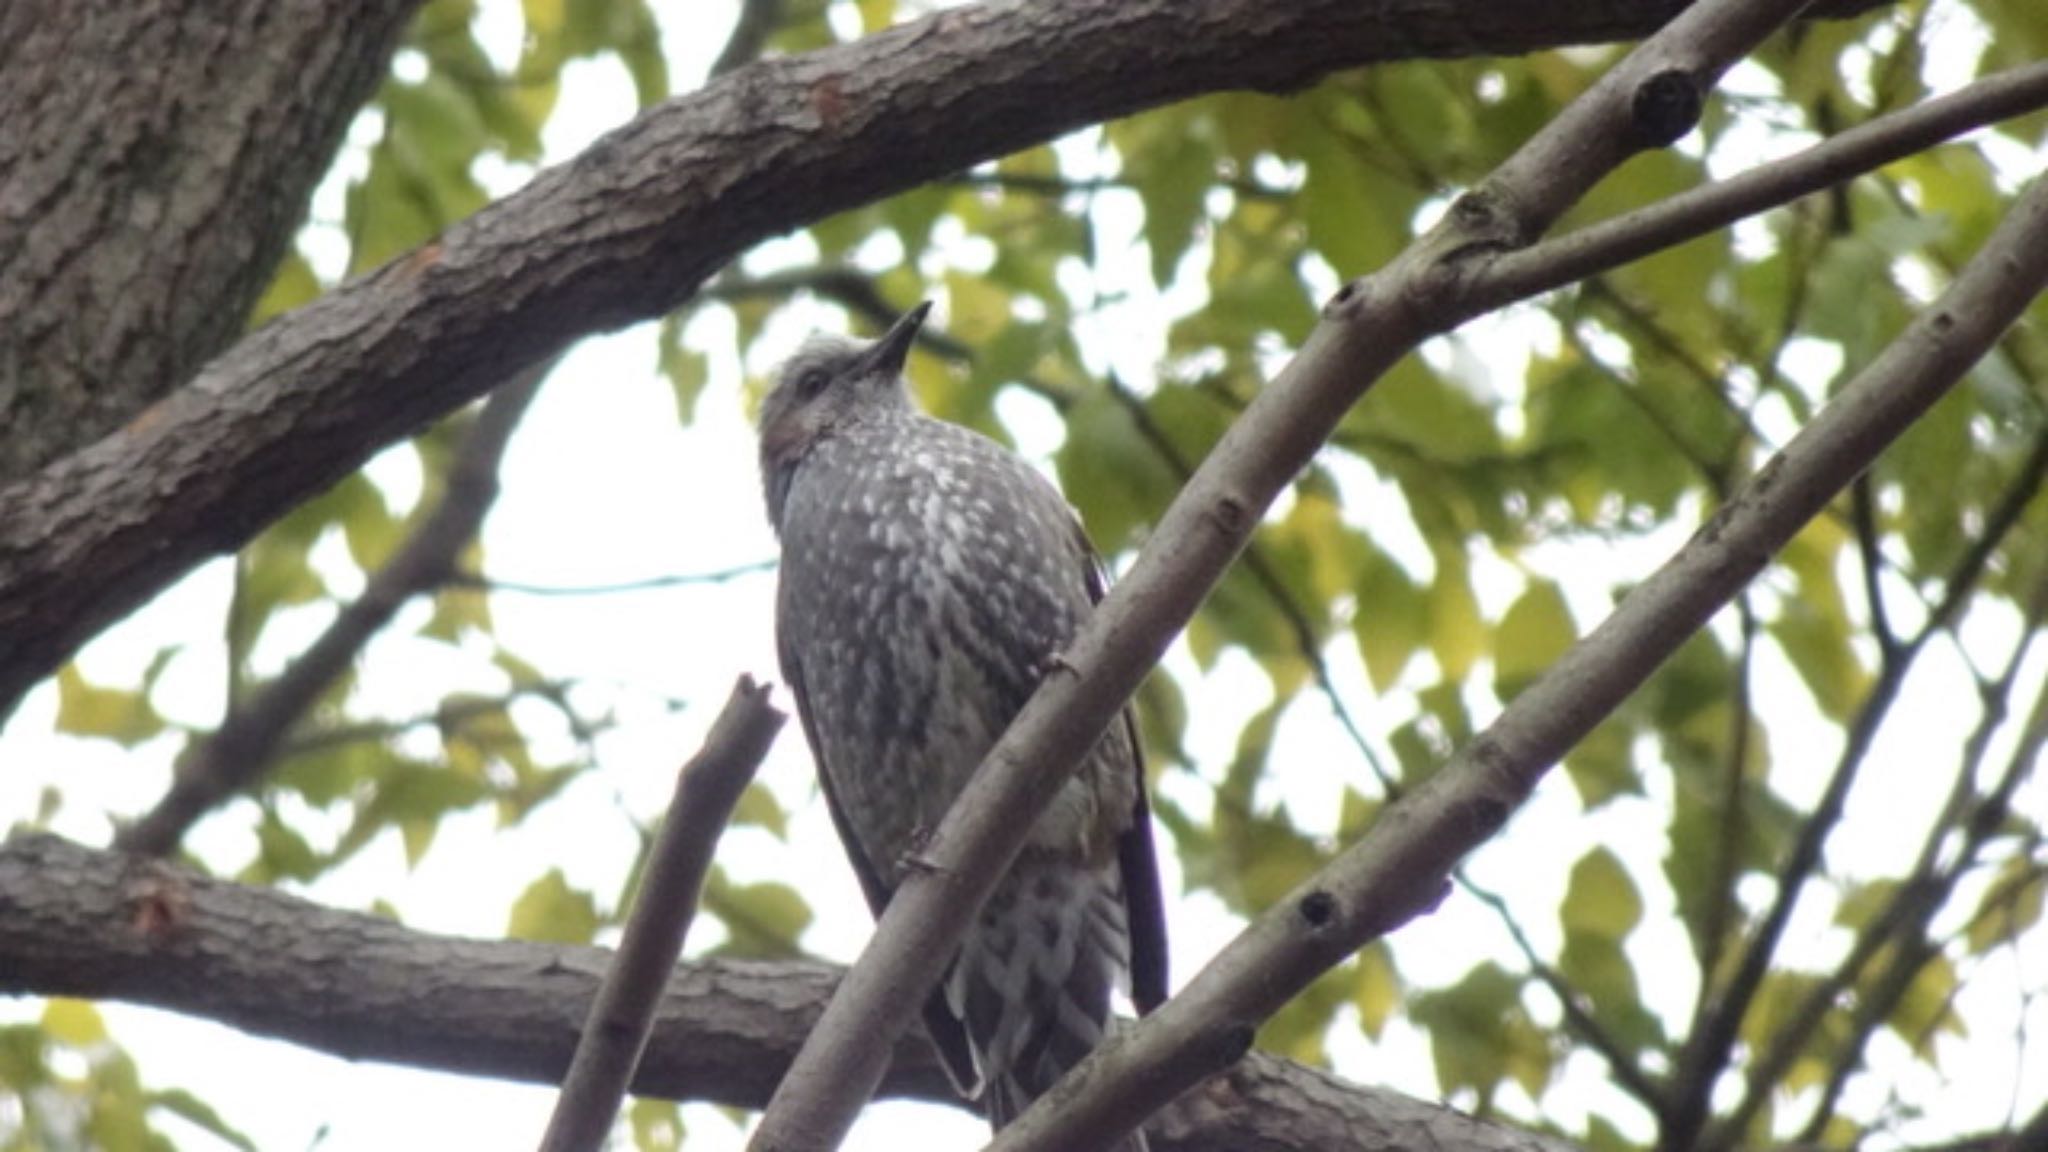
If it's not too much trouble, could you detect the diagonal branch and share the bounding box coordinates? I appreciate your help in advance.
[113,363,550,858]
[539,676,784,1152]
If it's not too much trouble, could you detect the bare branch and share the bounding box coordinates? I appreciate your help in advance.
[1487,61,2048,305]
[113,363,550,858]
[0,832,1579,1152]
[1459,876,1667,1111]
[1850,475,1899,656]
[540,676,784,1152]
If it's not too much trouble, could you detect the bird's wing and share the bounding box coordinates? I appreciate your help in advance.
[778,636,984,1095]
[1079,535,1171,1013]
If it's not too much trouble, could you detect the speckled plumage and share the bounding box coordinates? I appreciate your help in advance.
[759,304,1167,1146]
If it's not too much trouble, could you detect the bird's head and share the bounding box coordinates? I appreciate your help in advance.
[758,301,930,531]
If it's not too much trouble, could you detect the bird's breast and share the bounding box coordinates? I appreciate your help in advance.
[775,423,1122,876]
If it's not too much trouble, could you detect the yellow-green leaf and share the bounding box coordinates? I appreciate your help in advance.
[55,666,165,747]
[508,869,601,944]
[1494,580,1576,700]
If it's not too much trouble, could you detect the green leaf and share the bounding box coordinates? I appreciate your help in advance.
[150,1088,258,1151]
[1561,847,1643,942]
[508,869,601,944]
[1557,849,1661,1054]
[1884,951,1964,1055]
[1353,942,1402,1039]
[730,782,788,839]
[1410,963,1554,1105]
[1494,580,1576,701]
[1563,717,1640,809]
[1425,548,1486,681]
[41,999,108,1046]
[245,809,323,884]
[1055,389,1180,555]
[1257,959,1355,1067]
[55,665,166,747]
[333,470,403,574]
[1110,109,1214,285]
[250,248,323,326]
[701,870,814,957]
[630,1098,685,1151]
[660,316,711,425]
[422,584,494,643]
[1295,105,1402,278]
[1353,547,1428,692]
[1967,856,2046,953]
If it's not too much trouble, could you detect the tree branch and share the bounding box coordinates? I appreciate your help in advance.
[0,0,1891,718]
[112,363,550,857]
[709,0,785,80]
[540,677,784,1152]
[0,832,1579,1152]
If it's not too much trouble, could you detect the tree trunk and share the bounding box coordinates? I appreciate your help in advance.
[0,0,421,481]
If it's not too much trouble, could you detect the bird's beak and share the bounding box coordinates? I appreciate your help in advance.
[860,301,931,378]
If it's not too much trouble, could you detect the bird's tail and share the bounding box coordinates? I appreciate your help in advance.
[946,850,1148,1151]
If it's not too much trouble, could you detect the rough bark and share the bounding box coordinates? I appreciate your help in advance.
[0,0,422,481]
[0,832,1579,1152]
[0,0,1887,718]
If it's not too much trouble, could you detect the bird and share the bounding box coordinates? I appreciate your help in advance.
[758,301,1168,1148]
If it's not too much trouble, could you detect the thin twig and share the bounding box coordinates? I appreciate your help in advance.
[1460,876,1668,1110]
[1099,373,1399,789]
[445,560,777,598]
[538,676,784,1152]
[1851,474,1900,656]
[1480,61,2048,305]
[114,362,552,857]
[710,0,784,79]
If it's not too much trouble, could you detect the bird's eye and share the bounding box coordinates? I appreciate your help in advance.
[796,368,830,399]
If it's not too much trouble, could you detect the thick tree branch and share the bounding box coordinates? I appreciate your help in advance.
[0,0,1888,718]
[752,2,1817,1146]
[0,832,1578,1152]
[113,364,550,857]
[540,677,783,1152]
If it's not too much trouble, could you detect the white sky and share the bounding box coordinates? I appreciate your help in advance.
[2,3,2045,1150]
